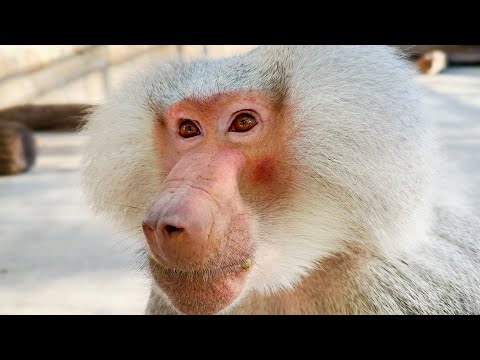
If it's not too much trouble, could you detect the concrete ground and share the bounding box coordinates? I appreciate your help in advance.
[1,67,480,314]
[0,132,150,314]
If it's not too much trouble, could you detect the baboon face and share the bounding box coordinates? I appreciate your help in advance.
[142,91,297,314]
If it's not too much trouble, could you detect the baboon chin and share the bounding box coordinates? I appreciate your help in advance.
[81,46,480,315]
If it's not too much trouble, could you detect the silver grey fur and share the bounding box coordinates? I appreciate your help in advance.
[81,46,480,314]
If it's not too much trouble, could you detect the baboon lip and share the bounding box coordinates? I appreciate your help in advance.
[153,259,252,279]
[149,256,252,315]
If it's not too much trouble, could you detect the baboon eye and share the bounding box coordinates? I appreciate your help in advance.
[229,113,257,132]
[179,120,201,138]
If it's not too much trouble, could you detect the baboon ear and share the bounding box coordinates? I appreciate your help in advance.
[0,121,36,176]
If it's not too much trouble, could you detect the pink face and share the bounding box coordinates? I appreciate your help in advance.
[142,91,293,314]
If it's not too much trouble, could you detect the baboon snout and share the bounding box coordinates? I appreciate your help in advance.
[142,189,217,270]
[142,148,250,272]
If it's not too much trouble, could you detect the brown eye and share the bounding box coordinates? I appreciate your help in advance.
[179,120,201,138]
[229,113,257,132]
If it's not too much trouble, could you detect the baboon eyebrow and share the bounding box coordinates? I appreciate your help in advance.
[146,94,168,124]
[152,108,167,125]
[155,114,166,125]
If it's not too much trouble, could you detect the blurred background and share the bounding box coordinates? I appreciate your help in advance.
[0,45,479,314]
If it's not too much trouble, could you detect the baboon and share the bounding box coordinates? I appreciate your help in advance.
[81,46,480,314]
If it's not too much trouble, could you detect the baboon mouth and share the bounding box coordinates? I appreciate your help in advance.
[149,257,252,315]
[152,258,253,279]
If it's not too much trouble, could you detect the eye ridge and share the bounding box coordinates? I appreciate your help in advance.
[179,120,201,138]
[229,113,258,133]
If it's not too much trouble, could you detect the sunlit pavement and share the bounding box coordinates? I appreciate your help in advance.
[1,67,480,314]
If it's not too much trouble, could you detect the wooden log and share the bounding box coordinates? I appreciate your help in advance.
[396,45,480,75]
[0,121,36,176]
[416,50,448,75]
[0,104,93,131]
[396,45,480,60]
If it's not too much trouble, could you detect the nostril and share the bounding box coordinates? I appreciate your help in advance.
[142,221,156,246]
[164,225,183,234]
[142,221,154,234]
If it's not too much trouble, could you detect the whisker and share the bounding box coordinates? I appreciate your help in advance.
[112,225,143,236]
